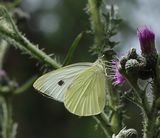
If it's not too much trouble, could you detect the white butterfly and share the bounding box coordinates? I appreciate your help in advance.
[33,58,106,116]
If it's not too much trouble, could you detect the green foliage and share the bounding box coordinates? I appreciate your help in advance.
[63,33,83,66]
[89,2,121,59]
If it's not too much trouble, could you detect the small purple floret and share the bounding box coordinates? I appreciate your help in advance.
[110,60,125,85]
[137,26,156,54]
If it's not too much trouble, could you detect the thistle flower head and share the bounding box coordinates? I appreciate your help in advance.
[109,60,125,85]
[137,26,156,54]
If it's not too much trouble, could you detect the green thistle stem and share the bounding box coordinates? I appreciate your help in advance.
[124,73,156,138]
[93,115,112,138]
[143,60,160,138]
[16,34,61,69]
[142,56,160,138]
[88,0,121,136]
[88,0,104,56]
[106,79,121,133]
[0,6,61,69]
[1,96,13,138]
[0,40,8,69]
[0,39,13,138]
[0,19,16,138]
[0,29,61,69]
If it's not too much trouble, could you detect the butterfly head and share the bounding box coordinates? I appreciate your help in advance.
[94,58,106,72]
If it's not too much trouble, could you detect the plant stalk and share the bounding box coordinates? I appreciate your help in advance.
[124,74,156,138]
[0,40,8,69]
[93,115,112,138]
[88,0,121,135]
[88,0,104,56]
[1,96,13,138]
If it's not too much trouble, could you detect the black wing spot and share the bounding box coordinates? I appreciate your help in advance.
[58,80,64,86]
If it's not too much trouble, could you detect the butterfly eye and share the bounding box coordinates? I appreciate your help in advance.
[58,80,64,86]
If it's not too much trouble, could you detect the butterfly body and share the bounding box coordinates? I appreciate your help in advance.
[33,59,106,116]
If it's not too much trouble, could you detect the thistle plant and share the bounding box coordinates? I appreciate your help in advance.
[0,0,160,138]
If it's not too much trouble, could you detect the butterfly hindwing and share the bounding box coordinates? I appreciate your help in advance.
[33,63,92,102]
[64,64,106,116]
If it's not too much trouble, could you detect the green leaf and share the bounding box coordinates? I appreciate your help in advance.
[63,33,83,66]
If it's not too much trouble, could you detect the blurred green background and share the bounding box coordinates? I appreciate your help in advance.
[2,0,160,137]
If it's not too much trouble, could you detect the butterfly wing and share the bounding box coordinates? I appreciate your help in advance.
[33,63,92,102]
[64,64,106,116]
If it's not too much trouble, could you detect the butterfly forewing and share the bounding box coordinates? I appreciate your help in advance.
[64,63,106,116]
[33,63,92,102]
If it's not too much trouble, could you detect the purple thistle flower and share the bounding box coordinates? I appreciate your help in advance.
[137,26,156,54]
[109,60,125,85]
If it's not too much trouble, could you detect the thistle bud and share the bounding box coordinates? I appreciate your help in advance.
[137,26,158,74]
[125,59,139,74]
[137,26,156,55]
[120,56,127,70]
[127,48,138,59]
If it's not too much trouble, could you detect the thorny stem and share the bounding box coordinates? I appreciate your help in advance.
[93,115,112,138]
[154,59,160,98]
[0,40,8,69]
[124,73,157,138]
[143,92,157,138]
[142,78,159,138]
[0,20,16,137]
[106,78,121,133]
[124,75,142,103]
[0,6,61,69]
[88,0,107,134]
[16,34,61,69]
[143,61,160,138]
[100,111,110,126]
[1,96,13,138]
[0,38,14,138]
[88,0,104,56]
[139,56,160,138]
[0,29,61,69]
[88,0,121,136]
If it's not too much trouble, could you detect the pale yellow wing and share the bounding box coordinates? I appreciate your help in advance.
[64,65,106,116]
[33,63,92,102]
